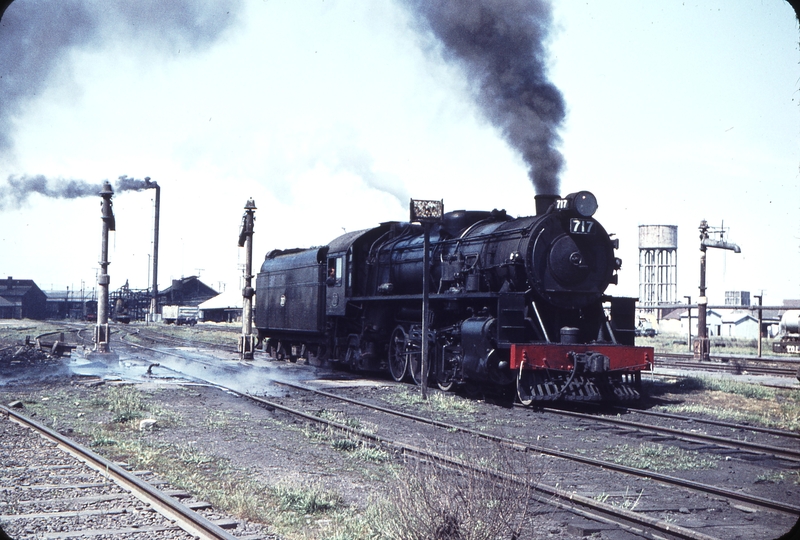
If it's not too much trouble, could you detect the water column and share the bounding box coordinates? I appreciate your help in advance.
[91,181,118,360]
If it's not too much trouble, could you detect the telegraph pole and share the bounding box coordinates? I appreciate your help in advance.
[754,294,763,357]
[410,199,443,399]
[684,295,692,352]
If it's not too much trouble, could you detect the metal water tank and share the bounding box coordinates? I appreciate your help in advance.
[638,225,678,309]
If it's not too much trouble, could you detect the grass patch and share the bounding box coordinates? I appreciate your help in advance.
[594,487,643,510]
[644,376,778,400]
[205,409,234,429]
[352,445,390,463]
[384,387,478,417]
[72,400,376,539]
[308,409,389,462]
[755,470,800,485]
[655,402,800,432]
[649,333,766,356]
[0,320,71,345]
[331,438,359,452]
[652,379,800,432]
[107,386,147,423]
[315,408,367,431]
[603,443,719,472]
[271,482,343,514]
[131,322,240,346]
[683,376,776,400]
[92,435,271,522]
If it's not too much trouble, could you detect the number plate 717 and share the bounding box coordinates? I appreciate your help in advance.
[570,219,594,234]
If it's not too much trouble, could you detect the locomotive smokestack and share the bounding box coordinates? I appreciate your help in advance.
[535,194,558,215]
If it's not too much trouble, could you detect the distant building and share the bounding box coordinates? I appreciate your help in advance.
[0,277,47,319]
[725,291,750,307]
[720,310,758,338]
[198,289,243,323]
[0,296,16,319]
[658,307,723,337]
[159,276,218,307]
[45,289,96,319]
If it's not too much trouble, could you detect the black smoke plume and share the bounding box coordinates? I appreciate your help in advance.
[0,174,152,209]
[0,0,241,155]
[401,0,565,195]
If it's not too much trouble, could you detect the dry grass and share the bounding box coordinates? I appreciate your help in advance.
[367,437,547,540]
[131,321,239,345]
[651,376,800,432]
[647,332,776,356]
[0,319,72,345]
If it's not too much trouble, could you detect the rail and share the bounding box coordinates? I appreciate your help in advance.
[1,404,240,540]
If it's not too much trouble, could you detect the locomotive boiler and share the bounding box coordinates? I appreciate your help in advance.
[255,191,653,403]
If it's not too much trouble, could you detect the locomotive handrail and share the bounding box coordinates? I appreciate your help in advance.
[530,299,551,342]
[349,291,502,302]
[604,319,618,344]
[366,227,400,264]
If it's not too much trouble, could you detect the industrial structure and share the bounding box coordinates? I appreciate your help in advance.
[144,178,160,322]
[638,225,678,315]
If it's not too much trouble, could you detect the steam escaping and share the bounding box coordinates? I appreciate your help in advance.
[401,0,565,195]
[115,175,157,192]
[318,140,409,206]
[0,0,242,155]
[0,174,154,209]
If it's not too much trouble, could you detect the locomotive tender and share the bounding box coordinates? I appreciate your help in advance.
[255,191,653,403]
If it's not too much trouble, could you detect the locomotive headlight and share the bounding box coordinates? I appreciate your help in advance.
[571,191,598,217]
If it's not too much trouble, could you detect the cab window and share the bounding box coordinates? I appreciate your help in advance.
[327,257,343,286]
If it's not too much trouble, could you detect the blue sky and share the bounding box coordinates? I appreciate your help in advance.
[0,0,797,306]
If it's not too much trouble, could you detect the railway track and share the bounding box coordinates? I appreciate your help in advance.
[610,405,800,441]
[243,389,720,540]
[125,325,800,461]
[31,323,799,538]
[655,352,800,378]
[0,404,248,540]
[132,323,800,382]
[535,405,800,462]
[114,335,799,538]
[268,379,800,511]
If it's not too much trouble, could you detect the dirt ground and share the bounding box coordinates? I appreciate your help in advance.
[2,323,799,539]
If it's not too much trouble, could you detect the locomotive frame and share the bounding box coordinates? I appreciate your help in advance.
[255,191,653,403]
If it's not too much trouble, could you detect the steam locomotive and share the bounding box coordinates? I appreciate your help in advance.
[254,191,653,403]
[773,310,800,355]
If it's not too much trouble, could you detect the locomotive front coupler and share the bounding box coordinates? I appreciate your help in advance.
[569,351,611,373]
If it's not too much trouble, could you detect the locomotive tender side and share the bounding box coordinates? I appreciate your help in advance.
[255,191,653,402]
